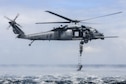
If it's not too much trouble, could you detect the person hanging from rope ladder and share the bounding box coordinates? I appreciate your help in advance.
[77,41,84,71]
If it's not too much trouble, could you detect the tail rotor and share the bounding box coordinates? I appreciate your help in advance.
[4,14,25,35]
[4,13,22,29]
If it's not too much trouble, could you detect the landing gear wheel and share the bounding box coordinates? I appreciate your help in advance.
[28,40,35,46]
[29,44,31,46]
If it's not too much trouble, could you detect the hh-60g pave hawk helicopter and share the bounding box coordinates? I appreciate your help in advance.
[5,10,122,71]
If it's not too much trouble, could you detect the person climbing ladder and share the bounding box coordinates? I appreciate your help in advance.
[77,40,84,71]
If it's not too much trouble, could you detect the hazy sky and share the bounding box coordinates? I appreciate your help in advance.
[0,0,126,65]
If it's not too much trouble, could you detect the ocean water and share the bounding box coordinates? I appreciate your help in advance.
[0,64,126,84]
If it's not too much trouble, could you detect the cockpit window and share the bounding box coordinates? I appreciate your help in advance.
[91,28,98,33]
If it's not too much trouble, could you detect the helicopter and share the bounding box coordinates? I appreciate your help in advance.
[4,10,121,71]
[4,10,121,46]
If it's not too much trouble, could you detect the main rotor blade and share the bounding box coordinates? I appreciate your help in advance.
[95,36,118,39]
[81,22,100,24]
[45,10,74,22]
[81,11,122,21]
[104,36,118,38]
[36,21,70,24]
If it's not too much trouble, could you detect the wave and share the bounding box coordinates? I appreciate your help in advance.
[0,74,126,84]
[0,64,126,83]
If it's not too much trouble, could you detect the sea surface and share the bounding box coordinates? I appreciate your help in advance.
[0,64,126,84]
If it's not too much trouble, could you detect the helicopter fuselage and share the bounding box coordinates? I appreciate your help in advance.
[21,26,104,43]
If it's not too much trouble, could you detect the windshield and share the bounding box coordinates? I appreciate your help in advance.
[91,28,98,33]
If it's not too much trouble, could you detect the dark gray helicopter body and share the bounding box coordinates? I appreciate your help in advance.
[5,11,121,46]
[9,21,104,44]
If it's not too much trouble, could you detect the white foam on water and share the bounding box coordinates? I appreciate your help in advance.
[0,65,126,83]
